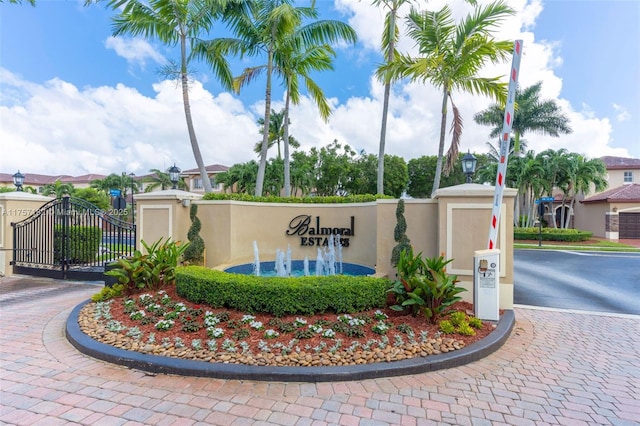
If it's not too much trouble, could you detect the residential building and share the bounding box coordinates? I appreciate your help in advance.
[574,156,640,239]
[180,164,229,194]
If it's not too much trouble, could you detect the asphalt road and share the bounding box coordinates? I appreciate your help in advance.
[514,249,640,315]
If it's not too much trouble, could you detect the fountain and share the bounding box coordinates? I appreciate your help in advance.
[274,249,287,277]
[224,238,375,277]
[252,241,260,276]
[303,257,310,276]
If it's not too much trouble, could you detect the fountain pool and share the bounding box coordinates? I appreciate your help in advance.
[224,260,375,277]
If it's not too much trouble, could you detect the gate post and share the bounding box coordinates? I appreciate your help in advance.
[434,184,516,310]
[133,189,202,251]
[0,192,50,277]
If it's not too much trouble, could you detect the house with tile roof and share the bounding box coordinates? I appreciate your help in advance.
[0,172,108,194]
[1,164,230,196]
[179,164,229,194]
[573,156,640,239]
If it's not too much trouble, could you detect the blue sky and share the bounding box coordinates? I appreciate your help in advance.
[1,0,638,177]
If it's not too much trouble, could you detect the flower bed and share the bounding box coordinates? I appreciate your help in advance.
[79,284,496,367]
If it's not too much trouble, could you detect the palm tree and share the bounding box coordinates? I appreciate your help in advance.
[380,1,514,196]
[474,81,572,152]
[253,109,300,160]
[143,168,186,191]
[372,0,410,195]
[218,161,259,194]
[42,180,75,198]
[213,0,356,196]
[95,0,246,194]
[559,154,607,229]
[91,174,124,195]
[276,40,337,196]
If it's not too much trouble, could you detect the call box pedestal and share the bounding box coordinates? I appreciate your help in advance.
[473,249,500,321]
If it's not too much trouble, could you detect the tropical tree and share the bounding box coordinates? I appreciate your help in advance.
[380,1,514,196]
[143,168,186,192]
[276,39,339,196]
[1,0,36,5]
[290,150,316,196]
[253,109,300,159]
[344,153,408,197]
[509,151,546,227]
[407,153,490,198]
[92,0,247,194]
[310,140,357,196]
[91,173,136,196]
[372,0,410,195]
[215,161,258,194]
[559,154,607,228]
[42,180,75,198]
[73,187,111,210]
[474,81,572,153]
[212,0,356,196]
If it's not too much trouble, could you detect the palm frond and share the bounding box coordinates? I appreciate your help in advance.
[233,66,266,93]
[443,96,463,176]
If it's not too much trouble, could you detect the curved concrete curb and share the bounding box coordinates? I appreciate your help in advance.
[66,300,515,382]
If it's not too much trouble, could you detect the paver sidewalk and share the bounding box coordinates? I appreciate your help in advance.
[1,276,639,425]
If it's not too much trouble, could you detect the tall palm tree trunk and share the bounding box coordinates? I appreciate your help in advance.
[431,89,449,196]
[255,44,274,196]
[377,8,396,196]
[283,87,292,197]
[377,82,391,195]
[180,35,212,193]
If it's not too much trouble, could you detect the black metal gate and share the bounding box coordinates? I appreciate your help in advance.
[11,196,136,281]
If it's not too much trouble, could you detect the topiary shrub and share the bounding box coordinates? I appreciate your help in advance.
[183,204,205,265]
[391,199,412,267]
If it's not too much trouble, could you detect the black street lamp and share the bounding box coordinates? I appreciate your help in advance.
[461,151,477,183]
[12,170,25,191]
[168,164,180,189]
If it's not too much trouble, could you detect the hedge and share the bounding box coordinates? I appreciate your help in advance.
[514,227,593,242]
[176,266,389,317]
[54,224,102,263]
[201,193,390,203]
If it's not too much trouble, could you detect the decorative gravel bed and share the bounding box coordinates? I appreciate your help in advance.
[78,284,497,368]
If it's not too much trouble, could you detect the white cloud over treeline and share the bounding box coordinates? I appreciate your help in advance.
[0,0,631,177]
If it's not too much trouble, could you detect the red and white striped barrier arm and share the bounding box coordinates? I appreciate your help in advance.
[487,40,523,250]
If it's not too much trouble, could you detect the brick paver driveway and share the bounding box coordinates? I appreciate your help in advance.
[1,276,639,425]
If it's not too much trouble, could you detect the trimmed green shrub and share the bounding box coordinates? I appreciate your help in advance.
[183,204,205,264]
[54,224,102,263]
[391,199,412,267]
[514,227,593,242]
[91,284,124,302]
[176,266,389,317]
[439,320,455,334]
[201,193,390,203]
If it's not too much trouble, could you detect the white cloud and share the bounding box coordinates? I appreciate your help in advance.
[0,69,260,176]
[612,103,631,122]
[1,0,632,179]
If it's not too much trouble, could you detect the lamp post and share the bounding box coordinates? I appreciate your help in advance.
[461,151,477,184]
[129,172,135,223]
[168,164,180,190]
[12,170,25,191]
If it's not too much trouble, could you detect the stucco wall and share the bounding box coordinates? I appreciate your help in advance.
[375,199,439,279]
[196,201,378,269]
[574,203,609,238]
[0,192,52,276]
